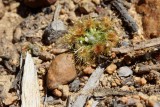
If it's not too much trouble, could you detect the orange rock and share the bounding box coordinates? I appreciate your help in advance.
[148,95,158,107]
[52,89,62,97]
[105,63,117,74]
[83,66,95,75]
[121,86,130,91]
[24,0,57,8]
[138,92,149,101]
[140,78,147,85]
[47,53,77,90]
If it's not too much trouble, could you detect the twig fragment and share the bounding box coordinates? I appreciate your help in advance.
[111,0,138,33]
[112,37,160,53]
[72,67,105,107]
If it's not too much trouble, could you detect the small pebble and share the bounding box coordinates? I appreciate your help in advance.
[148,95,158,107]
[136,102,144,107]
[138,92,149,101]
[106,63,117,74]
[39,51,53,61]
[83,76,89,81]
[115,79,121,85]
[85,99,93,107]
[61,85,69,99]
[101,78,108,87]
[117,66,133,77]
[83,66,95,75]
[52,89,62,97]
[38,79,44,91]
[134,77,147,86]
[121,86,130,91]
[13,27,22,42]
[51,48,68,54]
[69,79,80,92]
[140,78,147,85]
[120,97,129,104]
[111,82,117,87]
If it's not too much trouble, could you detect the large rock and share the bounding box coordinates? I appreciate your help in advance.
[47,53,77,90]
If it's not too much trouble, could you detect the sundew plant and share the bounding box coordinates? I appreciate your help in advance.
[63,17,119,65]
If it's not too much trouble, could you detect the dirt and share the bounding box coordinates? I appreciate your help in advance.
[0,0,160,107]
[136,0,160,38]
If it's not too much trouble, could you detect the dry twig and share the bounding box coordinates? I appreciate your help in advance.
[112,37,160,53]
[21,52,40,107]
[72,67,105,107]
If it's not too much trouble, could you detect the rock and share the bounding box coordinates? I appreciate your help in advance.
[9,2,20,12]
[111,82,117,87]
[85,99,93,107]
[138,92,149,101]
[76,1,95,15]
[105,63,117,74]
[0,75,17,105]
[24,0,57,8]
[115,79,121,85]
[120,97,129,104]
[121,86,130,91]
[148,95,158,107]
[83,66,95,75]
[140,78,147,85]
[42,20,67,45]
[38,79,43,91]
[47,53,77,90]
[69,79,80,92]
[0,38,19,72]
[13,27,22,43]
[3,93,18,105]
[117,66,133,77]
[51,48,68,54]
[30,44,41,57]
[61,85,69,99]
[0,0,5,19]
[68,12,78,21]
[52,89,62,97]
[39,51,53,61]
[134,77,141,86]
[134,77,147,86]
[136,102,144,107]
[67,0,75,10]
[92,0,100,5]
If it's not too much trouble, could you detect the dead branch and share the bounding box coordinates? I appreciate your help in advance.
[111,0,138,33]
[112,37,160,53]
[72,67,105,107]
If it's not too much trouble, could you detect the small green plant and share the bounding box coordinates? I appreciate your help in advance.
[62,17,119,65]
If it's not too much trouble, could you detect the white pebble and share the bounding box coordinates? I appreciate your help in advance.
[117,66,133,77]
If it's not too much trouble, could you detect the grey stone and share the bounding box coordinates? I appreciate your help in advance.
[117,66,133,77]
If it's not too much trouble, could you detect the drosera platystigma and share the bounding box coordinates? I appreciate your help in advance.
[61,17,119,65]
